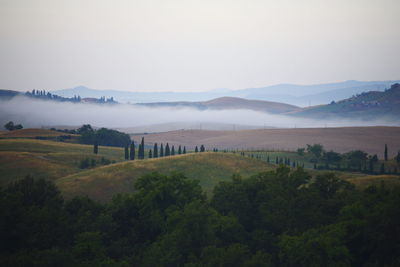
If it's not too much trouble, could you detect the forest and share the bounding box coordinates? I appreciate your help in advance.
[1,167,399,267]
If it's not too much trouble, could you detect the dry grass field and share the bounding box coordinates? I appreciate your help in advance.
[141,126,400,158]
[56,152,273,202]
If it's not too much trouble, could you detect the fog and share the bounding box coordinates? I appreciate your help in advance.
[1,96,398,132]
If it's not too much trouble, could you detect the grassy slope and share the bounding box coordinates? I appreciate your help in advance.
[56,152,273,202]
[0,139,124,185]
[1,138,399,203]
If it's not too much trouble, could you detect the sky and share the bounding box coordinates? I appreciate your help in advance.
[0,0,399,92]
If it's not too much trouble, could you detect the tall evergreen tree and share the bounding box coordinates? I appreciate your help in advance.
[93,141,98,154]
[153,143,158,158]
[178,145,182,154]
[130,141,135,160]
[160,143,164,157]
[195,146,199,153]
[171,145,175,156]
[183,146,186,154]
[149,149,152,158]
[165,143,170,156]
[384,144,388,161]
[200,144,205,152]
[138,144,142,159]
[124,145,129,160]
[140,137,145,159]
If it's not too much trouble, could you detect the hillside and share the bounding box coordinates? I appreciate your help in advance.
[56,152,272,201]
[51,80,400,106]
[294,83,400,119]
[141,126,400,158]
[138,96,300,114]
[0,139,124,185]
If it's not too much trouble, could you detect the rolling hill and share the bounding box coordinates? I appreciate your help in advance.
[138,96,301,114]
[141,126,400,158]
[56,152,272,202]
[50,80,400,106]
[294,83,400,119]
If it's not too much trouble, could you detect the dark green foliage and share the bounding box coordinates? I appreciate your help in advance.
[2,170,400,266]
[200,145,205,152]
[171,145,175,156]
[385,144,388,161]
[149,149,152,158]
[139,137,145,160]
[160,143,164,157]
[124,145,129,160]
[297,148,305,156]
[307,144,324,159]
[4,121,23,131]
[153,143,158,158]
[130,141,135,160]
[195,146,199,153]
[369,154,378,173]
[79,158,90,169]
[183,146,186,154]
[93,141,98,154]
[78,125,130,147]
[380,163,385,174]
[178,145,182,155]
[397,151,400,163]
[165,143,170,156]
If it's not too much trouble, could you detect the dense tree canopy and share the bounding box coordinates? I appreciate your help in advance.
[78,125,131,147]
[1,168,400,266]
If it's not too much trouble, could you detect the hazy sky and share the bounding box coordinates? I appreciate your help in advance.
[1,0,399,92]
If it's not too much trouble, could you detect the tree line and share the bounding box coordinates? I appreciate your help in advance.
[1,168,400,266]
[123,137,206,160]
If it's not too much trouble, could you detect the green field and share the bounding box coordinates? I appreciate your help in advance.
[56,152,273,201]
[1,138,400,202]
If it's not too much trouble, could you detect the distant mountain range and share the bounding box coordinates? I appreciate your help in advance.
[51,80,400,107]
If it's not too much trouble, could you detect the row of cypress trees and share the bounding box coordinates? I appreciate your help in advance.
[124,137,190,160]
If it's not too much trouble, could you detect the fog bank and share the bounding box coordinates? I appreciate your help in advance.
[1,96,398,131]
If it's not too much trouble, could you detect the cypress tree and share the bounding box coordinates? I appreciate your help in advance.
[138,144,142,159]
[384,144,388,161]
[93,141,98,154]
[140,137,145,159]
[124,145,129,160]
[149,149,152,158]
[171,146,175,156]
[195,146,198,153]
[275,157,278,164]
[178,145,182,154]
[165,143,170,156]
[396,151,400,163]
[183,146,186,154]
[130,141,135,160]
[200,144,205,152]
[153,143,158,158]
[160,143,164,157]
